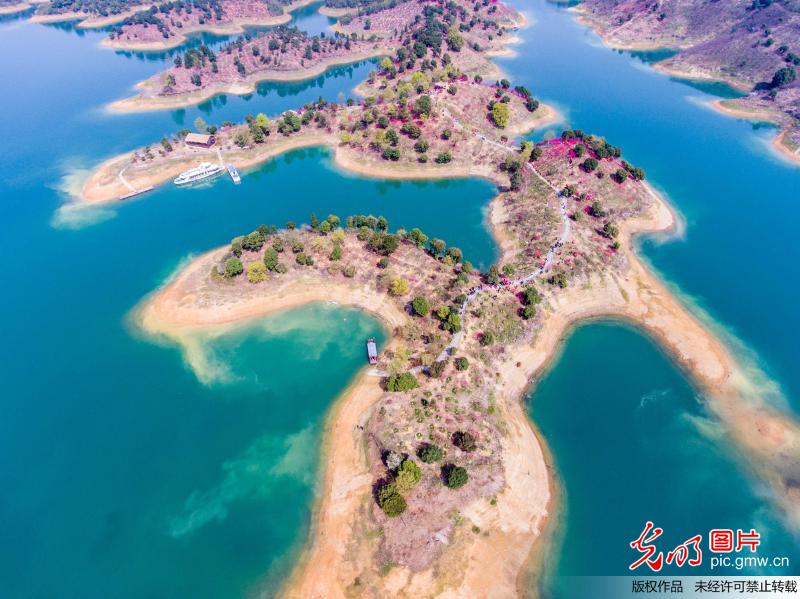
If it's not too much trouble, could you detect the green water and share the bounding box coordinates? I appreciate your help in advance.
[1,0,799,596]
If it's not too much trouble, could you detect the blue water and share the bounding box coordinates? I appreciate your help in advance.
[1,0,799,596]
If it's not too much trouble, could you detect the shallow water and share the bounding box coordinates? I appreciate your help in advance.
[1,0,799,596]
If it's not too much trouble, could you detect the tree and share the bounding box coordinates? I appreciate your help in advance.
[455,357,469,371]
[435,151,452,163]
[588,201,606,217]
[406,227,428,247]
[330,244,343,261]
[486,264,500,285]
[602,222,620,239]
[395,459,422,494]
[446,247,463,263]
[247,261,267,283]
[368,232,400,255]
[770,66,796,88]
[377,482,406,517]
[418,443,444,463]
[444,464,468,489]
[491,102,510,128]
[386,371,419,392]
[581,157,599,172]
[429,238,446,256]
[412,296,430,317]
[453,431,476,452]
[479,331,495,346]
[521,305,536,320]
[255,113,269,132]
[382,147,400,161]
[446,27,464,52]
[390,277,409,296]
[415,94,432,117]
[522,285,541,305]
[385,128,399,145]
[242,231,264,251]
[414,138,429,153]
[263,247,279,271]
[224,257,243,278]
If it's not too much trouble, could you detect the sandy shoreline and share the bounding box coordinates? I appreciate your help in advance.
[80,99,557,205]
[108,48,390,112]
[100,14,292,52]
[0,2,32,16]
[709,100,800,166]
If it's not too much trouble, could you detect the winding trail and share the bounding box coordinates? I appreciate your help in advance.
[428,124,572,363]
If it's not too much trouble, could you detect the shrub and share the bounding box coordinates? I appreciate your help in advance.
[275,262,287,274]
[455,357,469,371]
[427,359,447,378]
[418,443,444,463]
[435,150,452,164]
[602,222,619,239]
[330,244,343,261]
[443,464,469,489]
[242,231,264,251]
[521,305,536,320]
[390,277,409,296]
[224,257,243,278]
[453,431,476,452]
[247,261,267,283]
[382,147,400,161]
[386,372,419,392]
[414,138,429,153]
[479,331,495,346]
[343,264,357,277]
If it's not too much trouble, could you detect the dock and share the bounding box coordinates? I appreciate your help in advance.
[118,186,154,201]
[117,164,154,200]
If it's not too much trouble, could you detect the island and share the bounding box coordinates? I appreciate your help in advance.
[573,0,800,164]
[108,0,523,110]
[26,0,314,47]
[76,0,800,594]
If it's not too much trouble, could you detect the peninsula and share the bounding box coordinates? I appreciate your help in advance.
[137,128,800,596]
[573,0,800,164]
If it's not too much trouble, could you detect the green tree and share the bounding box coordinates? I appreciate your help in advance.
[224,257,243,278]
[263,247,279,271]
[491,102,510,128]
[418,443,444,463]
[377,482,406,517]
[385,372,419,392]
[522,285,541,305]
[412,296,430,317]
[330,244,343,261]
[395,459,422,494]
[406,227,428,247]
[455,357,469,371]
[444,465,468,489]
[770,66,796,88]
[414,94,432,117]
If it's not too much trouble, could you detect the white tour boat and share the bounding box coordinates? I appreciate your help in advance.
[173,162,224,186]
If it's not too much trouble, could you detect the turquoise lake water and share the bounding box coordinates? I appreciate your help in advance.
[0,0,798,596]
